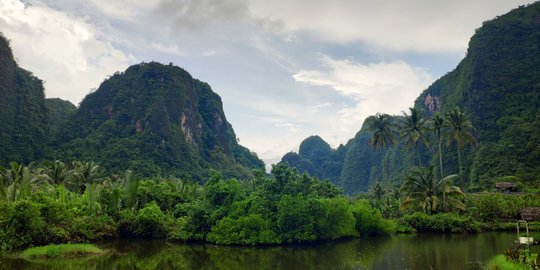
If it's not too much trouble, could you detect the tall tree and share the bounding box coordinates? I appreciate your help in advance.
[365,113,396,183]
[445,107,476,187]
[399,107,429,167]
[430,112,446,210]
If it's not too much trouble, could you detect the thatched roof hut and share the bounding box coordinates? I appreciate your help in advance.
[520,207,540,222]
[495,182,517,191]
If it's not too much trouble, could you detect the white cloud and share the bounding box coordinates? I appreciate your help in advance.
[249,0,535,52]
[151,42,185,56]
[294,54,433,134]
[0,0,135,104]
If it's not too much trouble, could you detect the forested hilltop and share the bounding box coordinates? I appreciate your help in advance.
[0,33,49,164]
[0,33,263,180]
[282,2,540,194]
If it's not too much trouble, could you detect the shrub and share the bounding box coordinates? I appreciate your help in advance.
[134,201,167,238]
[312,197,357,240]
[401,212,481,233]
[166,216,190,242]
[0,200,45,250]
[351,199,395,236]
[71,214,117,241]
[207,214,279,245]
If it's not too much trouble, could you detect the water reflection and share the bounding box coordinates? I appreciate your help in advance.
[0,232,515,270]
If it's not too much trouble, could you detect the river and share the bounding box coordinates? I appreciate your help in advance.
[0,232,517,270]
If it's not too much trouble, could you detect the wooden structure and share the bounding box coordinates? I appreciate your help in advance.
[516,207,540,252]
[496,182,517,192]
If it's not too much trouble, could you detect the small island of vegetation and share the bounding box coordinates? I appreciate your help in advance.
[21,243,104,259]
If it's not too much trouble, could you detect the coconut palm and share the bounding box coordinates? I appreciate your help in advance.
[35,160,72,186]
[0,162,34,203]
[445,107,476,187]
[400,166,465,214]
[429,112,447,210]
[370,182,386,202]
[122,169,140,210]
[71,161,102,194]
[365,113,396,183]
[399,107,429,167]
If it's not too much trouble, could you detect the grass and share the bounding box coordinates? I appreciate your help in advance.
[21,243,104,259]
[485,254,538,270]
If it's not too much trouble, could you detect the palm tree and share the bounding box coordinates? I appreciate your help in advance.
[370,182,386,202]
[122,169,140,210]
[430,113,445,178]
[429,112,446,210]
[35,160,72,186]
[365,113,396,183]
[72,161,102,194]
[445,107,476,187]
[0,162,34,203]
[399,107,429,167]
[400,166,465,214]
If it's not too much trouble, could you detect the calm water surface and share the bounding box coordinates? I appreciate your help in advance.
[0,232,517,270]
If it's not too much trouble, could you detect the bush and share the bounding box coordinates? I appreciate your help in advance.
[0,200,45,250]
[277,195,316,242]
[71,214,117,241]
[134,201,167,238]
[401,212,481,233]
[351,199,395,236]
[166,216,190,242]
[207,214,279,245]
[117,208,137,237]
[466,193,540,222]
[312,197,357,240]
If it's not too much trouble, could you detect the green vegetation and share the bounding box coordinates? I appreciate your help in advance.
[21,244,104,259]
[52,63,264,180]
[0,161,393,252]
[486,255,531,270]
[400,166,464,214]
[282,3,540,194]
[0,33,49,166]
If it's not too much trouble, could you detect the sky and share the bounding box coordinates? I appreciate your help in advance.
[0,0,535,169]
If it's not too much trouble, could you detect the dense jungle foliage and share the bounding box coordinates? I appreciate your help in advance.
[0,33,49,165]
[282,3,540,194]
[0,161,393,252]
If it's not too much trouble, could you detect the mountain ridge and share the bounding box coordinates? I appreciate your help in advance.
[282,2,540,193]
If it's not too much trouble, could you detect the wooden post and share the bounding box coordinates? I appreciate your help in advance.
[516,220,520,244]
[525,221,530,254]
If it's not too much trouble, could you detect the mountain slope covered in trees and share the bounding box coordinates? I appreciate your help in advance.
[52,62,264,179]
[282,3,540,194]
[0,33,49,165]
[0,34,263,179]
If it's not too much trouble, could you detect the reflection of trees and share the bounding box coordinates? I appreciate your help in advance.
[370,233,515,270]
[6,238,394,270]
[3,233,516,270]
